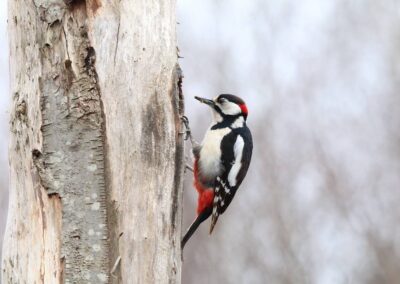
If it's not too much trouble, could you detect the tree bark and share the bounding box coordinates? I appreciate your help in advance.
[2,0,183,283]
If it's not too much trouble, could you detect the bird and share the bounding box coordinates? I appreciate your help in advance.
[182,94,253,249]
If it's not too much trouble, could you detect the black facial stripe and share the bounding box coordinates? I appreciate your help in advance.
[213,105,223,116]
[211,114,242,130]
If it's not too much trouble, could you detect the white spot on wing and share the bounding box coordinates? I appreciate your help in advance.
[228,135,245,187]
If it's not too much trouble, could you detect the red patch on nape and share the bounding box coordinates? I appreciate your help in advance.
[240,103,248,116]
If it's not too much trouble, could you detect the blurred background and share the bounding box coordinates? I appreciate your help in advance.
[2,1,400,283]
[178,1,400,284]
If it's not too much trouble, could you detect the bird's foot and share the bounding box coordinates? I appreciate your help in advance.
[180,115,199,147]
[185,164,194,172]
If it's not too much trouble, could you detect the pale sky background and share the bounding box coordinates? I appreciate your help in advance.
[2,1,400,284]
[178,1,400,283]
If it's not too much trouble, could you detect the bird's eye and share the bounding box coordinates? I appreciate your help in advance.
[218,98,227,104]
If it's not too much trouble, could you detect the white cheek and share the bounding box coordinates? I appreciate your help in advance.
[212,109,223,123]
[221,102,241,115]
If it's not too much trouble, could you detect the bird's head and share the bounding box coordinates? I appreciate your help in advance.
[195,94,248,123]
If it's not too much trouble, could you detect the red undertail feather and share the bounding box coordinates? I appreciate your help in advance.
[197,190,214,215]
[193,158,214,214]
[193,158,204,194]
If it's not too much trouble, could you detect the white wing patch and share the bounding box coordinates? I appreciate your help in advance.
[228,135,245,187]
[217,177,231,194]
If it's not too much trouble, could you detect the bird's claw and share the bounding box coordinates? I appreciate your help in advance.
[181,115,190,129]
[185,164,194,172]
[180,115,192,141]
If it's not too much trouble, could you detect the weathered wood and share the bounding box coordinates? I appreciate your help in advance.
[2,0,183,283]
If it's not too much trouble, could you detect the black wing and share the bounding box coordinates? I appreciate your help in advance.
[209,126,253,233]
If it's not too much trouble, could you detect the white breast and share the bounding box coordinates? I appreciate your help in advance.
[198,127,230,180]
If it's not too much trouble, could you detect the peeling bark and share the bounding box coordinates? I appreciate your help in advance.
[2,0,182,283]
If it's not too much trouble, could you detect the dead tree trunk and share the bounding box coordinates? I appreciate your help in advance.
[2,0,184,283]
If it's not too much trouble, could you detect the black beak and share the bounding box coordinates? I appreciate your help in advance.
[195,96,215,107]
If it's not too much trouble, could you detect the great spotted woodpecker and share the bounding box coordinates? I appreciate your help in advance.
[182,94,253,248]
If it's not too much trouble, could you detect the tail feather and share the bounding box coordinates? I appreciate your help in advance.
[181,207,212,249]
[209,207,220,234]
